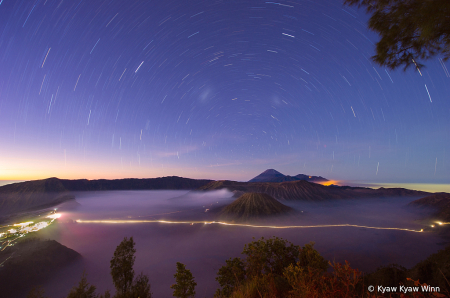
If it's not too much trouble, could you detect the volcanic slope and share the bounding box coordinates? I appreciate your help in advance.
[409,193,450,221]
[0,178,73,216]
[219,192,293,222]
[198,180,429,201]
[0,238,81,297]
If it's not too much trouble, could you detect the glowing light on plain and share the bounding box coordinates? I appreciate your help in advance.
[75,219,424,233]
[1,212,61,249]
[47,213,61,219]
[13,222,33,227]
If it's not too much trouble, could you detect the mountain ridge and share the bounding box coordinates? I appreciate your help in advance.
[408,193,450,221]
[198,180,430,201]
[248,169,328,183]
[0,178,73,216]
[0,176,213,217]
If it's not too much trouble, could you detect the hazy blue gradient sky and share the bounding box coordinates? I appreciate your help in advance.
[0,0,449,183]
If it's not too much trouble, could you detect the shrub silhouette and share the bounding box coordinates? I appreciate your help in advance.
[171,262,197,298]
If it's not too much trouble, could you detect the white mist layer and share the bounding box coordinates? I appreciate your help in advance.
[35,190,442,298]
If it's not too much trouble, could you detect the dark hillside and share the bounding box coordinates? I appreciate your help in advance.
[59,176,213,191]
[198,180,429,201]
[366,245,450,295]
[0,178,73,216]
[408,193,450,221]
[0,238,81,297]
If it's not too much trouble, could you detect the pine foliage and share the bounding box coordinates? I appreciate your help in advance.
[344,0,450,70]
[171,262,197,298]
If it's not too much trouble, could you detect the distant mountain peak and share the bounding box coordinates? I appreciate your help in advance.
[248,169,286,183]
[261,169,283,175]
[248,169,328,183]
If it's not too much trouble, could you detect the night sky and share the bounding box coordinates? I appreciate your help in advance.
[1,0,449,183]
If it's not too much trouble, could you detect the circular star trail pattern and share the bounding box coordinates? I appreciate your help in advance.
[0,0,449,182]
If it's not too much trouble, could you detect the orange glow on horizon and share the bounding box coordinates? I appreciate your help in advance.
[0,154,247,181]
[0,150,216,181]
[0,147,255,181]
[319,180,340,186]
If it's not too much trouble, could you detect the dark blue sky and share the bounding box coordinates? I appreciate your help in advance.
[0,0,449,183]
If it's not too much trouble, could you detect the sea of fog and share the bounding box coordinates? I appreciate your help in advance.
[348,182,450,193]
[32,190,445,298]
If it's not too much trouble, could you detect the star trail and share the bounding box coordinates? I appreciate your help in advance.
[0,0,449,183]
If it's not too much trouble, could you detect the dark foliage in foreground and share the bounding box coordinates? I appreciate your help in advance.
[344,0,450,71]
[66,272,100,298]
[214,237,449,298]
[27,236,450,298]
[171,262,197,298]
[64,237,152,298]
[27,286,48,298]
[366,245,450,295]
[110,237,136,295]
[214,237,328,297]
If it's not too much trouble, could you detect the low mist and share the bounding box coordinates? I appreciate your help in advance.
[34,190,443,298]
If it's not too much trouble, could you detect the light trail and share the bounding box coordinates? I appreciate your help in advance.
[0,252,15,266]
[436,221,450,225]
[432,221,450,228]
[1,236,22,251]
[75,219,424,233]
